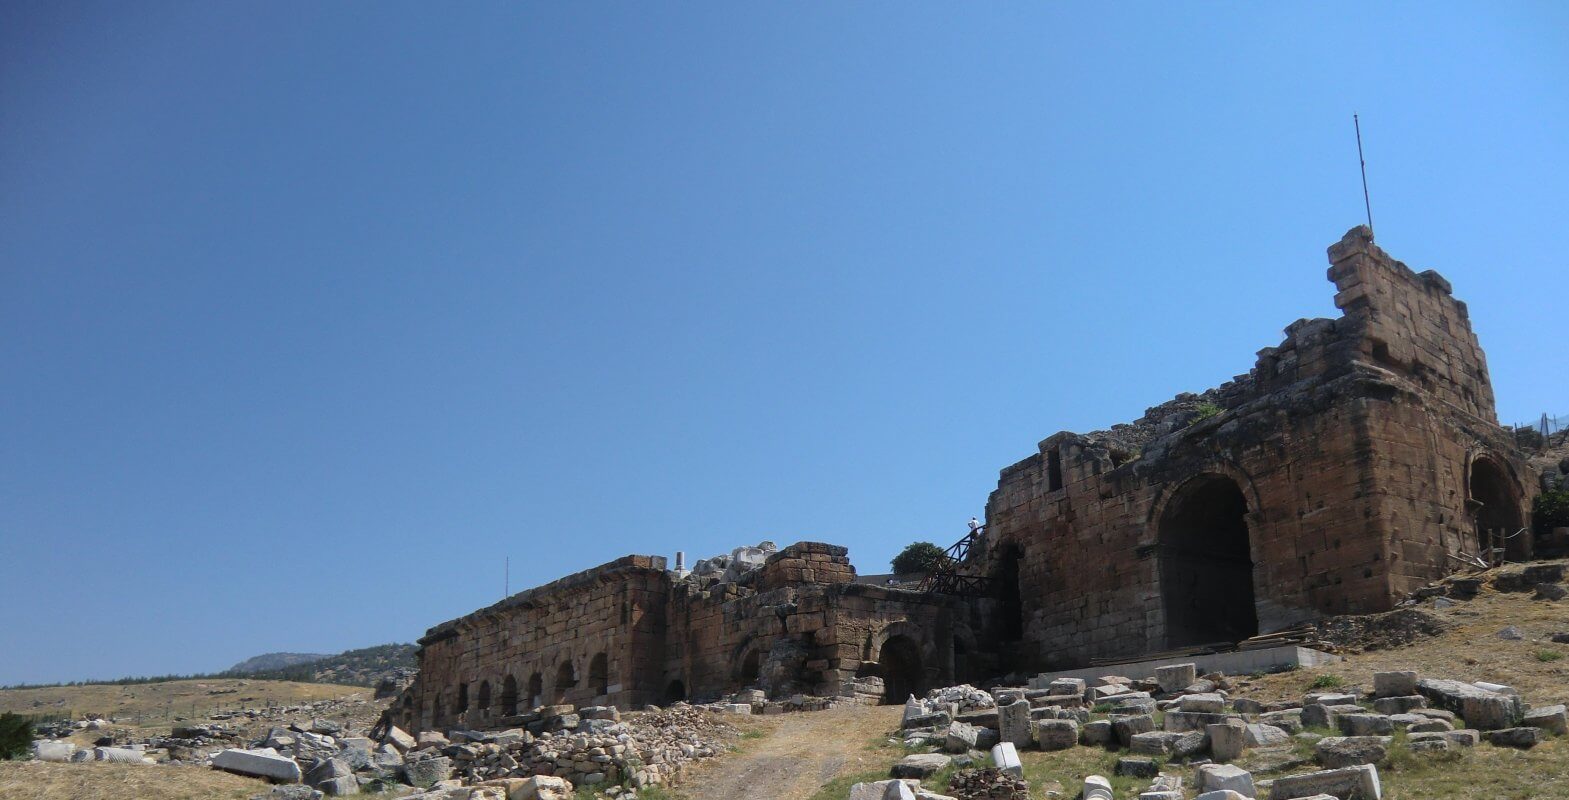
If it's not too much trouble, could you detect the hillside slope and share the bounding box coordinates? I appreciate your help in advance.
[226,652,329,674]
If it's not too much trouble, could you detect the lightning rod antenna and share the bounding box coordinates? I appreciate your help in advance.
[1354,114,1374,240]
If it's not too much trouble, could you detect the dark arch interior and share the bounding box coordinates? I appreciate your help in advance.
[739,650,761,687]
[1471,458,1526,561]
[664,679,686,705]
[1159,474,1258,648]
[879,634,924,704]
[501,674,519,716]
[477,680,491,710]
[554,661,577,702]
[589,653,609,697]
[992,544,1025,641]
[527,673,543,709]
[455,683,469,713]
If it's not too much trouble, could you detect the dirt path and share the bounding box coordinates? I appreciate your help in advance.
[676,705,902,800]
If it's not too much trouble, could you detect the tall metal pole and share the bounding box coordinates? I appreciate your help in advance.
[1354,114,1374,240]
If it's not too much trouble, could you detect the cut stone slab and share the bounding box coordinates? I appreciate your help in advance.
[32,741,76,762]
[997,697,1033,747]
[1181,693,1227,713]
[1487,727,1543,749]
[1371,695,1425,715]
[1049,677,1087,696]
[1195,763,1256,797]
[1523,704,1568,735]
[1245,724,1292,747]
[849,780,917,800]
[1157,663,1199,693]
[943,721,979,753]
[890,753,951,779]
[1372,671,1416,698]
[212,748,304,783]
[1080,719,1114,746]
[1314,736,1390,768]
[1036,718,1078,751]
[1208,719,1247,762]
[1337,714,1394,737]
[1130,731,1183,755]
[1115,757,1160,778]
[1416,679,1521,730]
[402,756,453,788]
[1112,714,1156,746]
[990,741,1022,777]
[1267,763,1380,800]
[513,775,573,800]
[383,726,417,752]
[94,747,148,764]
[1195,791,1251,800]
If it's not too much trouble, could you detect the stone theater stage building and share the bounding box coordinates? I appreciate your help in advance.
[393,228,1536,732]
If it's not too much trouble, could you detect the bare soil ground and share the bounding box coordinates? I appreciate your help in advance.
[0,761,267,800]
[674,704,903,800]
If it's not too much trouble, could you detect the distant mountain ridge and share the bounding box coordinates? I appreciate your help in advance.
[228,652,331,674]
[232,643,418,687]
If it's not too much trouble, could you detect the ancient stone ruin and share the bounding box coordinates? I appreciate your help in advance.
[392,227,1538,734]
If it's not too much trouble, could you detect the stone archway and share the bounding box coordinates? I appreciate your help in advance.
[553,660,578,703]
[879,635,925,704]
[1158,473,1259,648]
[527,672,543,709]
[501,674,519,716]
[664,679,686,704]
[1470,455,1527,561]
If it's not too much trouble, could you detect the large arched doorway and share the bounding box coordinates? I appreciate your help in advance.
[527,672,543,709]
[664,679,686,705]
[1158,474,1258,648]
[739,650,761,687]
[501,675,519,716]
[879,635,924,704]
[1470,457,1526,562]
[589,653,609,697]
[992,543,1025,641]
[553,661,578,703]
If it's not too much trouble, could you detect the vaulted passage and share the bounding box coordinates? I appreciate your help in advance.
[527,673,543,709]
[1470,457,1526,561]
[1159,474,1258,648]
[879,634,924,704]
[501,674,519,716]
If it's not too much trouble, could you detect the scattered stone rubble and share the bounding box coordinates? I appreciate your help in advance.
[26,697,745,800]
[881,657,1567,800]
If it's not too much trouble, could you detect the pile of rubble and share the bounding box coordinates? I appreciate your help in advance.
[946,767,1029,800]
[884,660,1567,800]
[29,699,739,799]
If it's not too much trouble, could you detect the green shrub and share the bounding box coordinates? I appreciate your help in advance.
[1190,402,1223,424]
[891,542,946,575]
[1309,674,1345,690]
[1535,649,1564,663]
[0,713,32,760]
[1535,489,1569,536]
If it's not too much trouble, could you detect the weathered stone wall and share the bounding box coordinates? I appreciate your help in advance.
[404,555,670,732]
[972,227,1535,674]
[398,543,964,732]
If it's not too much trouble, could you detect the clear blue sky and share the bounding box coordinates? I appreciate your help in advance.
[2,2,1565,685]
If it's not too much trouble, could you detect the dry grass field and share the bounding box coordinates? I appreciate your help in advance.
[0,678,367,723]
[0,761,267,800]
